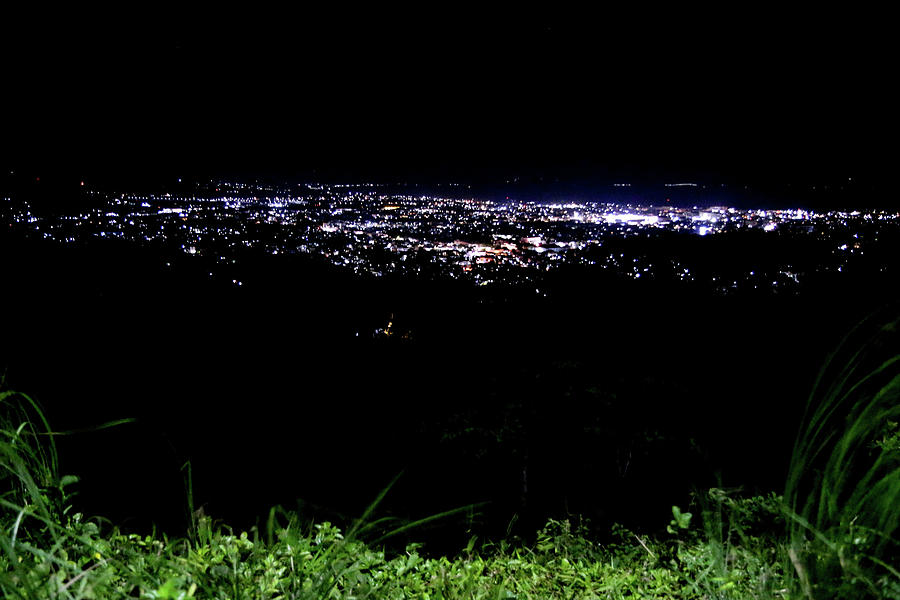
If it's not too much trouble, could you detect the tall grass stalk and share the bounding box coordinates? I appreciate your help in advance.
[1,388,68,598]
[0,386,139,598]
[785,315,900,599]
[0,389,59,516]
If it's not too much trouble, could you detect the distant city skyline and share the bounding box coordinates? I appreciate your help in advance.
[5,178,897,299]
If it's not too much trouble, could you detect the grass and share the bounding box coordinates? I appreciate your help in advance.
[1,316,899,598]
[784,315,900,599]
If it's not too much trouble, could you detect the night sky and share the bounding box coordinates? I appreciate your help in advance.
[2,6,893,187]
[2,6,899,537]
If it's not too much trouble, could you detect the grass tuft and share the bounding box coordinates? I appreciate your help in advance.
[785,315,900,599]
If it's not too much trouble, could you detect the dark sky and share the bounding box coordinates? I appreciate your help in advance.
[1,6,894,185]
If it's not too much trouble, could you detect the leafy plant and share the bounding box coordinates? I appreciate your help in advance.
[668,505,693,534]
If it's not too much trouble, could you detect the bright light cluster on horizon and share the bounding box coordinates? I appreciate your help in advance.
[3,180,897,296]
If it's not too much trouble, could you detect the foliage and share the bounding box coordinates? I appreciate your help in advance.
[0,386,779,599]
[3,313,900,599]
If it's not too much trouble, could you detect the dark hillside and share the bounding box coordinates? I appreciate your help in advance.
[1,230,895,541]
